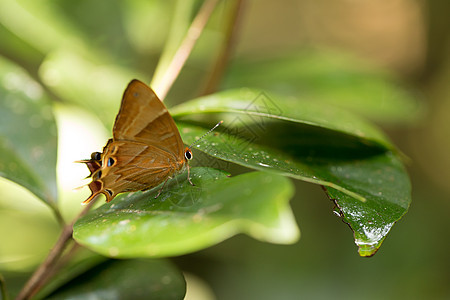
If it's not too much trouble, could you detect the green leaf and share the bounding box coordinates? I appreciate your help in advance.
[322,152,411,256]
[44,259,185,300]
[73,168,298,258]
[0,57,58,206]
[222,50,424,125]
[171,88,394,150]
[39,49,138,130]
[0,209,60,271]
[175,119,411,256]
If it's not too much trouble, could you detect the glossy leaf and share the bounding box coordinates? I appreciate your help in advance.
[322,152,411,256]
[222,50,423,125]
[73,168,298,258]
[35,253,108,299]
[175,118,411,256]
[0,57,58,205]
[171,88,394,150]
[45,259,185,300]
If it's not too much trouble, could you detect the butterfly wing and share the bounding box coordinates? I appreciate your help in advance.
[113,80,185,158]
[83,80,186,203]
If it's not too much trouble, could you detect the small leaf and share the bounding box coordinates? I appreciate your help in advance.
[0,57,58,205]
[73,168,298,258]
[45,259,185,300]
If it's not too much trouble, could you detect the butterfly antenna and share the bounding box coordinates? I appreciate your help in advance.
[189,120,223,149]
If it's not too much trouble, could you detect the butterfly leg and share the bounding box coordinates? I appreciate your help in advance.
[187,164,195,186]
[155,177,170,199]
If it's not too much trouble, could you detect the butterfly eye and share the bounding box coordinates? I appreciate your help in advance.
[107,157,115,167]
[91,152,102,161]
[184,149,193,160]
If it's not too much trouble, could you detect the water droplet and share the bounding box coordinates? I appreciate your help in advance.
[118,219,130,225]
[355,222,394,250]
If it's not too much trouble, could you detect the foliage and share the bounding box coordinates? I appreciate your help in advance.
[0,0,422,299]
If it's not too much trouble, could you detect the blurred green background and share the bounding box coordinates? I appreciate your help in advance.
[0,0,449,299]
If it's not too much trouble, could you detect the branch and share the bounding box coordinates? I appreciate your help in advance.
[0,273,9,300]
[15,200,97,300]
[202,0,245,95]
[151,0,220,100]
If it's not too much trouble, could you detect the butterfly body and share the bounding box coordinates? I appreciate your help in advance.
[81,80,192,204]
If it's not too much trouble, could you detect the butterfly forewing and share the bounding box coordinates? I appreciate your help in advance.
[113,80,185,158]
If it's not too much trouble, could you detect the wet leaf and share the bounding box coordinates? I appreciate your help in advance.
[322,152,411,256]
[73,168,298,258]
[45,259,185,300]
[175,117,411,256]
[0,57,58,206]
[171,88,394,150]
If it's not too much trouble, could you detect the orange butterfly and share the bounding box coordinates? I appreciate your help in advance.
[80,79,221,204]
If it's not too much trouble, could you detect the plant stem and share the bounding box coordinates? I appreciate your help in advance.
[151,0,220,100]
[0,273,9,300]
[151,0,197,91]
[15,200,96,300]
[51,206,66,228]
[202,0,244,95]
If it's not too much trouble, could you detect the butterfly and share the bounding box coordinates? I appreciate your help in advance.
[79,79,221,204]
